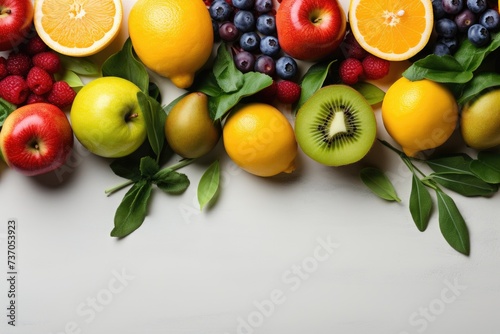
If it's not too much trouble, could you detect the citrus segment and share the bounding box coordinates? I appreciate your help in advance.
[33,0,122,57]
[349,0,433,61]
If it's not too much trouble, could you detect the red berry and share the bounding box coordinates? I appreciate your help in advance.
[340,33,368,60]
[0,57,7,80]
[32,51,61,74]
[6,52,31,77]
[47,81,76,109]
[27,66,54,95]
[26,36,48,56]
[339,58,364,85]
[0,75,30,105]
[276,80,301,105]
[26,93,48,105]
[362,55,390,80]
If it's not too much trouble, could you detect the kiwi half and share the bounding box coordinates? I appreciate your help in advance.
[295,85,377,166]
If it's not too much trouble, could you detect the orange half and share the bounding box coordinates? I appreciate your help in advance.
[349,0,434,61]
[33,0,122,57]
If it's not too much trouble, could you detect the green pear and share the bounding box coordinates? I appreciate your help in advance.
[460,89,500,150]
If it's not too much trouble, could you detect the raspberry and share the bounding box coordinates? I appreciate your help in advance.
[340,33,368,60]
[254,80,277,103]
[339,58,364,85]
[27,66,54,95]
[276,80,301,105]
[0,57,7,80]
[47,81,76,109]
[6,52,31,77]
[0,75,30,105]
[32,51,61,74]
[362,55,390,80]
[26,93,48,105]
[26,36,48,55]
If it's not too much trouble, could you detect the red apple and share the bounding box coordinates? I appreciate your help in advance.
[0,103,74,176]
[0,0,34,51]
[276,0,347,61]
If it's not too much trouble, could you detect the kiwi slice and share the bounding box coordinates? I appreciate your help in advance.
[295,85,377,166]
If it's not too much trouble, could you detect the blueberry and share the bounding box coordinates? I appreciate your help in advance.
[454,9,477,32]
[234,51,256,73]
[442,0,464,15]
[437,36,459,52]
[254,55,276,76]
[256,14,276,35]
[219,21,240,42]
[209,1,233,21]
[233,10,256,32]
[260,35,280,57]
[275,56,298,80]
[433,42,451,56]
[435,18,458,38]
[239,32,261,52]
[432,0,446,19]
[466,0,487,13]
[232,0,254,10]
[479,9,500,30]
[468,23,490,46]
[254,0,273,13]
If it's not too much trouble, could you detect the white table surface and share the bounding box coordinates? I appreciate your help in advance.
[1,1,499,333]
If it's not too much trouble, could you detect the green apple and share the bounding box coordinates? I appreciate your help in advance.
[70,76,147,158]
[460,88,500,150]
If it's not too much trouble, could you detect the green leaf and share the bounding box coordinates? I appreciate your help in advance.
[436,190,470,256]
[454,32,500,72]
[360,167,401,202]
[403,54,473,83]
[430,172,499,197]
[190,69,223,97]
[102,38,149,93]
[0,98,16,127]
[198,160,220,210]
[54,69,85,88]
[111,180,153,238]
[458,72,500,106]
[58,53,100,76]
[140,156,159,178]
[109,157,141,182]
[470,151,500,184]
[426,153,474,174]
[210,71,273,120]
[137,91,165,159]
[153,168,190,194]
[295,60,336,113]
[409,174,433,232]
[213,43,244,93]
[352,82,385,105]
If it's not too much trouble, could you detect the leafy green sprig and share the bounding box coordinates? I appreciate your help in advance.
[363,140,500,255]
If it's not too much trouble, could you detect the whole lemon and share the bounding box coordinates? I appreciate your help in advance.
[381,77,458,157]
[128,0,213,89]
[223,103,297,177]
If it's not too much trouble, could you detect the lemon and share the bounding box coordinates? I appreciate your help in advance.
[128,0,213,89]
[223,103,297,177]
[381,77,458,157]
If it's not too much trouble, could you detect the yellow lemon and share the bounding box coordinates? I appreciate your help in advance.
[381,77,458,156]
[223,103,297,177]
[128,0,213,89]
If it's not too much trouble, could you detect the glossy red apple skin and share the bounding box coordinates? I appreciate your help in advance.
[0,0,34,51]
[276,0,346,61]
[0,103,74,176]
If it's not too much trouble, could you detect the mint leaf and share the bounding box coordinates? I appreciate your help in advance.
[55,69,84,89]
[436,190,470,256]
[190,69,223,97]
[410,174,433,232]
[454,32,500,72]
[0,98,16,127]
[213,43,244,93]
[102,38,149,93]
[140,156,159,179]
[295,60,336,114]
[137,91,165,159]
[403,54,473,83]
[153,169,190,194]
[470,151,500,184]
[109,157,141,182]
[58,53,100,76]
[360,167,401,202]
[198,160,220,210]
[352,82,385,105]
[426,153,474,174]
[111,180,153,238]
[430,172,499,197]
[458,72,500,105]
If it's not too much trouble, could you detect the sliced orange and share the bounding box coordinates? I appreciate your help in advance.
[33,0,122,57]
[348,0,434,61]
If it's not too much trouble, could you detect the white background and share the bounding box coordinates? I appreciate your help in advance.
[1,0,499,334]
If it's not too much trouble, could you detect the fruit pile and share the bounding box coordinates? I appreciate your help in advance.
[432,0,500,54]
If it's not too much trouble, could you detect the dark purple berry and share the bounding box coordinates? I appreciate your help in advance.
[454,9,477,32]
[234,51,255,73]
[435,18,458,38]
[254,0,273,13]
[468,23,490,46]
[219,21,240,42]
[479,9,500,30]
[466,0,487,13]
[254,55,275,76]
[442,0,464,15]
